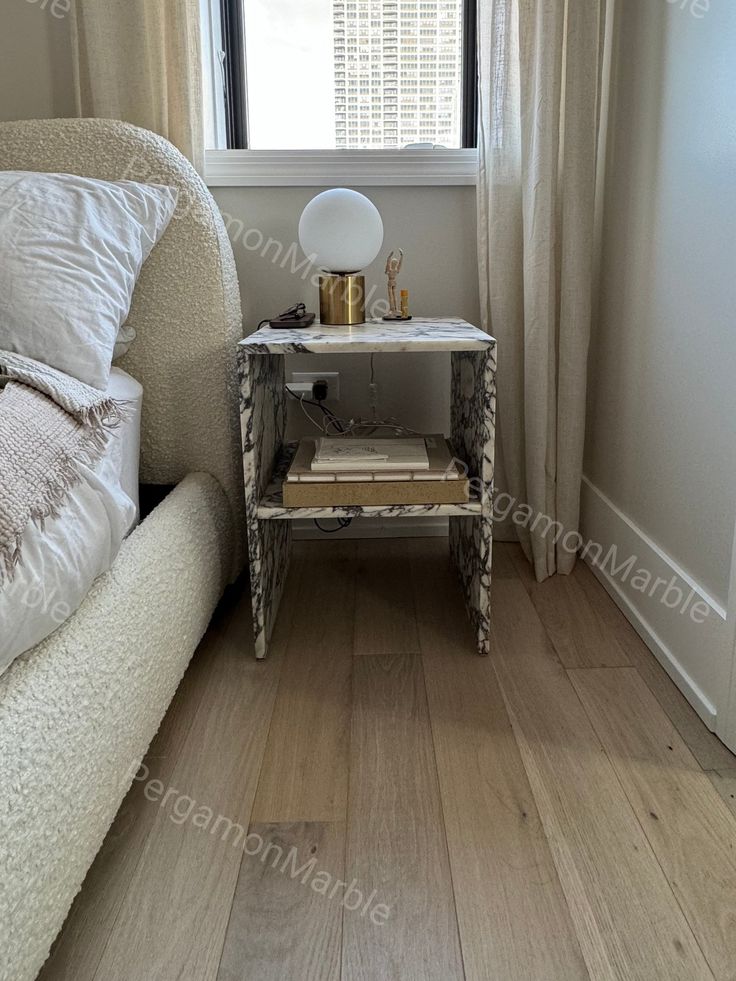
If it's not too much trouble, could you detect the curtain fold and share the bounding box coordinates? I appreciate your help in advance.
[478,0,609,580]
[71,0,204,174]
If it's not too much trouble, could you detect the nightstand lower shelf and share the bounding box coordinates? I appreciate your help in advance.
[257,443,483,520]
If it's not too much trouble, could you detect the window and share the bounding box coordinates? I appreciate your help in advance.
[216,0,477,151]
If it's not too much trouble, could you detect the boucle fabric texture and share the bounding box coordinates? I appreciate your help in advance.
[0,474,232,981]
[0,353,123,584]
[0,118,246,573]
[0,121,245,980]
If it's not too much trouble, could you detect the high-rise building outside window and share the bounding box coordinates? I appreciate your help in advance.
[218,0,477,150]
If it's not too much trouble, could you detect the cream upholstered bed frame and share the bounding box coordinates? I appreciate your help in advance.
[0,120,246,981]
[0,118,246,566]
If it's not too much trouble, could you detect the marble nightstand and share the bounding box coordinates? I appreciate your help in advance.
[237,317,497,659]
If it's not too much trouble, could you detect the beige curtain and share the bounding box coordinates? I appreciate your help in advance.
[71,0,204,174]
[478,0,609,580]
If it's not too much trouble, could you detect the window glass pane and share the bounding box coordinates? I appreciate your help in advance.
[243,0,464,149]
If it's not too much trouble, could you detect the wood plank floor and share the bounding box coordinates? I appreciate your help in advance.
[40,539,736,981]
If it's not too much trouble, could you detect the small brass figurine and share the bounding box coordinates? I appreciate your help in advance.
[382,249,412,321]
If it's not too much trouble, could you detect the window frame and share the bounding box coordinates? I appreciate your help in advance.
[205,147,479,187]
[219,0,248,150]
[215,0,478,159]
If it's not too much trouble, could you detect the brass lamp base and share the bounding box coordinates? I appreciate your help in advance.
[319,274,365,326]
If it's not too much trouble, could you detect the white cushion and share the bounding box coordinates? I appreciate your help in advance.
[0,172,177,389]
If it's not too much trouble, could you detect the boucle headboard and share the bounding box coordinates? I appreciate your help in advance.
[0,118,245,568]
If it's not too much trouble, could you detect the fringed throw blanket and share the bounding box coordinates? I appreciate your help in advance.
[0,351,123,584]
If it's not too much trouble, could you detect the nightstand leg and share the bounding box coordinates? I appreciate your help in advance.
[449,348,497,655]
[238,350,292,659]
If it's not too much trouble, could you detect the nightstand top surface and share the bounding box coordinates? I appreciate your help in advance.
[239,317,495,355]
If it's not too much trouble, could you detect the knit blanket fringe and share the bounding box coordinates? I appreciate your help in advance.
[0,351,125,586]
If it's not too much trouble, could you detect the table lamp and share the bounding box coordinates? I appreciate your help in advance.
[298,188,384,326]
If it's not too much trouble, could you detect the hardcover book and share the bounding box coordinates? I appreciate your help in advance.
[311,436,430,472]
[283,436,470,507]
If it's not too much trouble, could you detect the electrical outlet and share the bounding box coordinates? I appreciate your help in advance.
[291,371,340,402]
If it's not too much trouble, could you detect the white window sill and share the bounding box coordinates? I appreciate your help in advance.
[204,148,479,187]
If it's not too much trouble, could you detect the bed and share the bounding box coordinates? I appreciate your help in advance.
[0,119,245,981]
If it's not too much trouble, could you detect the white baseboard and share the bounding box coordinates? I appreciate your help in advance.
[580,476,731,731]
[293,516,449,540]
[583,555,717,727]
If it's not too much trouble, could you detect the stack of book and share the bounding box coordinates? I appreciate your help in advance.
[283,435,470,507]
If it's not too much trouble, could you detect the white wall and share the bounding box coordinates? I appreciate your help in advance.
[583,0,736,733]
[0,1,75,120]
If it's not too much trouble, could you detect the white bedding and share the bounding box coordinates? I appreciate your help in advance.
[0,368,142,675]
[106,366,143,514]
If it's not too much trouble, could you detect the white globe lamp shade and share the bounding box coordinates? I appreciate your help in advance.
[298,188,384,273]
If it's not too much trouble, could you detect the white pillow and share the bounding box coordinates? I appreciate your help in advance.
[0,171,178,389]
[113,322,137,361]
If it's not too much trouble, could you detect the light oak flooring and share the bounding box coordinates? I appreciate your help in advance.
[40,539,736,981]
